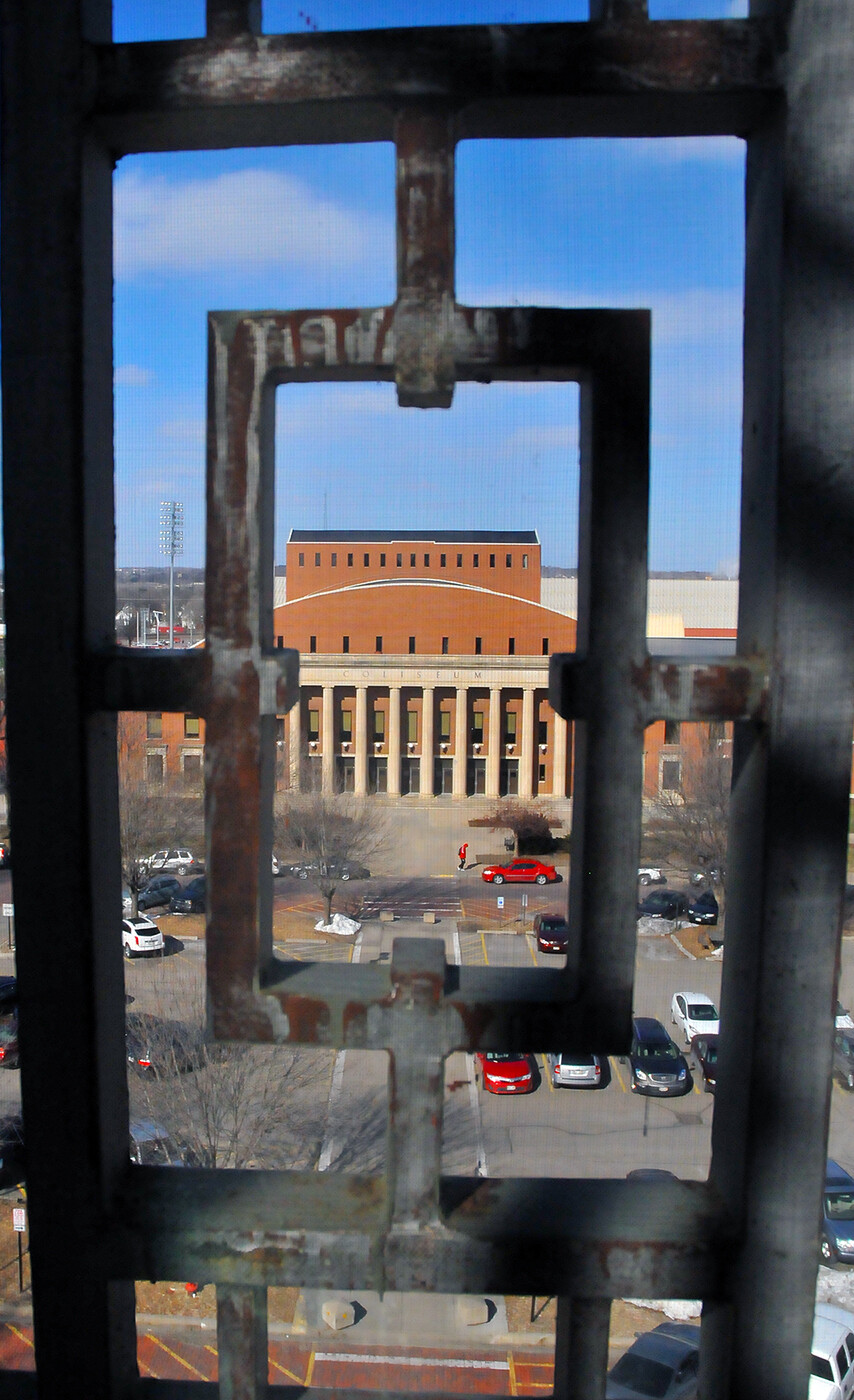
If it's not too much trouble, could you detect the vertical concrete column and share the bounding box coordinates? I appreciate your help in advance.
[520,687,535,798]
[487,686,502,797]
[420,687,434,797]
[288,698,302,792]
[354,686,368,796]
[453,686,467,797]
[552,710,568,798]
[322,685,335,794]
[387,685,401,796]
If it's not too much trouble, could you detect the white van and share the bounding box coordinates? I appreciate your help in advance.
[811,1305,854,1399]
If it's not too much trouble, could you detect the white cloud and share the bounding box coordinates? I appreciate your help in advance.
[115,363,154,387]
[114,167,390,280]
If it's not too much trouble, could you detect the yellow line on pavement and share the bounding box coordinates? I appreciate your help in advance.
[525,934,539,967]
[270,1357,308,1383]
[541,1053,554,1092]
[145,1335,209,1381]
[304,1351,316,1387]
[5,1323,33,1351]
[610,1057,628,1092]
[508,1352,518,1397]
[480,929,490,965]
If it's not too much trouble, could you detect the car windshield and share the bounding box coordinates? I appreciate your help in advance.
[541,919,566,932]
[703,1044,718,1065]
[812,1355,834,1381]
[688,1004,717,1020]
[609,1353,674,1398]
[826,1191,854,1219]
[839,1037,854,1056]
[638,1041,679,1060]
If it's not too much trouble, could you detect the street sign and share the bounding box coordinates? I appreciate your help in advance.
[12,1208,25,1232]
[497,897,504,909]
[2,904,12,918]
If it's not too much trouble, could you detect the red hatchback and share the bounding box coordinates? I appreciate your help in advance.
[481,859,558,885]
[477,1052,536,1095]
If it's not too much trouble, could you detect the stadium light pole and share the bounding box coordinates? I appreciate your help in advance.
[159,501,183,648]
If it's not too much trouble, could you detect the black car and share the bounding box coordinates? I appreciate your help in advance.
[606,1322,700,1399]
[169,876,206,913]
[0,1114,25,1188]
[689,1033,719,1092]
[628,1017,692,1097]
[833,1031,854,1090]
[637,889,689,920]
[687,889,719,926]
[0,978,18,1070]
[822,1159,854,1264]
[138,875,182,911]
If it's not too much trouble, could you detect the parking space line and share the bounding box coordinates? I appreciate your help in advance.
[270,1356,308,1383]
[508,1351,518,1396]
[304,1351,316,1387]
[525,935,539,967]
[480,930,490,965]
[610,1057,628,1092]
[145,1335,209,1381]
[540,1054,553,1093]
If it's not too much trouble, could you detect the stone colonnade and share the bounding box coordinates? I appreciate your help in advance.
[287,668,570,799]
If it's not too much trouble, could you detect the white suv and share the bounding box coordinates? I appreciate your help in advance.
[144,848,197,875]
[811,1304,854,1399]
[121,917,164,959]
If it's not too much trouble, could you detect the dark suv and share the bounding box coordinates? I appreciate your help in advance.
[628,1017,692,1097]
[169,876,206,913]
[822,1159,854,1263]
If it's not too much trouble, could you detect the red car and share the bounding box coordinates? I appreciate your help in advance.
[477,1052,536,1094]
[481,859,558,885]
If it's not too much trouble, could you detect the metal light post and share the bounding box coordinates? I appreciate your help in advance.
[159,501,183,648]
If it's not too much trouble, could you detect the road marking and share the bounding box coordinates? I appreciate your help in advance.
[508,1351,519,1396]
[610,1057,628,1092]
[313,1352,509,1370]
[145,1334,209,1381]
[525,934,539,967]
[270,1356,307,1383]
[540,1053,554,1093]
[304,1351,316,1387]
[480,930,490,965]
[5,1323,33,1350]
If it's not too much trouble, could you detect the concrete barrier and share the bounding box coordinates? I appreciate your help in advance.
[456,1297,490,1327]
[322,1299,356,1330]
[423,910,437,924]
[379,909,395,923]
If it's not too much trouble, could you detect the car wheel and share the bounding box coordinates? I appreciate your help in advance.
[493,874,504,885]
[177,865,189,876]
[821,1234,836,1264]
[640,875,650,886]
[846,1073,854,1091]
[298,870,308,880]
[536,874,547,885]
[123,944,132,960]
[341,871,350,881]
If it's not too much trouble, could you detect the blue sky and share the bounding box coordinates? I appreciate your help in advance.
[113,0,746,573]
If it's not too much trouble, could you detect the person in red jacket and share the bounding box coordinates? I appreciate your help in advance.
[458,842,468,870]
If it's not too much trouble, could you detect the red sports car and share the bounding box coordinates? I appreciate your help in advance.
[477,1052,536,1095]
[481,859,558,885]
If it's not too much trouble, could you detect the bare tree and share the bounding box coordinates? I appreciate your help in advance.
[276,789,387,925]
[644,725,732,917]
[128,975,331,1170]
[118,714,202,915]
[479,800,557,857]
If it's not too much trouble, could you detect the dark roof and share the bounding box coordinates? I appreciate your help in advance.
[287,530,539,545]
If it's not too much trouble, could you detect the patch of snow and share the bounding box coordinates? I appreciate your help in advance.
[315,913,361,937]
[624,1299,701,1320]
[816,1267,854,1310]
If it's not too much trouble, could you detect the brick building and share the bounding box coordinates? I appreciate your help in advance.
[134,531,741,803]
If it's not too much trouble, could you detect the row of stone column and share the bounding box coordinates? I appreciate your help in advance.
[288,685,569,798]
